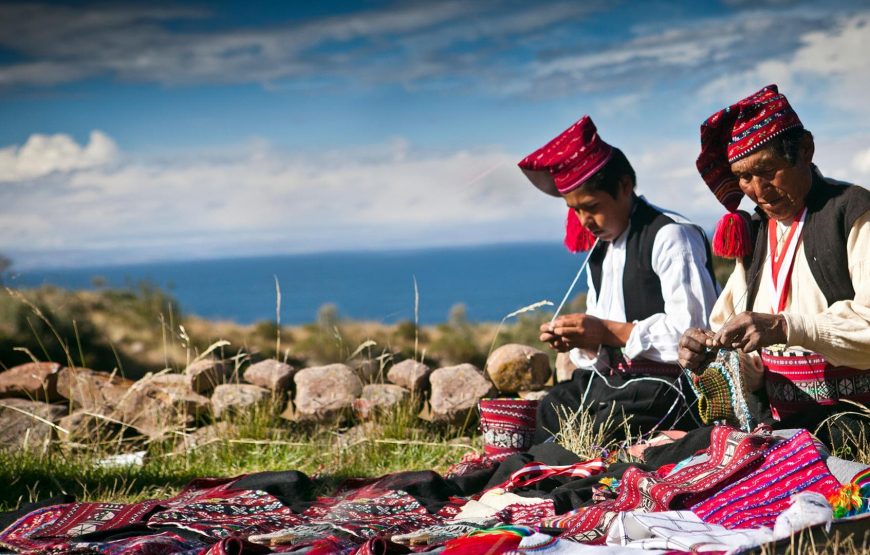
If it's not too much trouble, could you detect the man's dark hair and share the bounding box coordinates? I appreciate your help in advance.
[769,127,813,165]
[578,148,635,198]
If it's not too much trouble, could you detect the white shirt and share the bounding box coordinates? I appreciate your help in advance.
[570,198,719,369]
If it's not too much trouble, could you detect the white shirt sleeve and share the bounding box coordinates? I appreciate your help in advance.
[623,223,719,363]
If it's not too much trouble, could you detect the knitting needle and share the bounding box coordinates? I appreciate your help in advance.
[549,238,600,326]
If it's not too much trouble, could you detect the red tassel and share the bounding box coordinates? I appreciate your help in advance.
[564,208,596,253]
[712,211,751,259]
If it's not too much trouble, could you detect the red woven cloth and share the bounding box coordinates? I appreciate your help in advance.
[478,399,539,461]
[761,348,870,421]
[544,425,774,544]
[692,429,841,529]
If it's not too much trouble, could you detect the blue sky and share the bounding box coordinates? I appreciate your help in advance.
[1,0,869,269]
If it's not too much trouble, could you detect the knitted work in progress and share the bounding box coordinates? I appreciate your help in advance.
[688,349,754,432]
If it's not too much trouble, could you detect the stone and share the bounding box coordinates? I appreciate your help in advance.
[425,364,493,424]
[556,352,579,383]
[58,409,126,445]
[352,384,409,420]
[185,359,232,394]
[518,389,550,401]
[0,361,61,402]
[112,374,211,439]
[290,364,362,422]
[211,383,272,420]
[0,399,66,451]
[243,360,296,393]
[486,344,551,393]
[387,359,431,393]
[350,359,382,382]
[55,367,135,410]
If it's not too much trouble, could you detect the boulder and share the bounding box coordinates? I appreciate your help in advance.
[0,361,61,402]
[352,384,409,420]
[425,364,493,424]
[56,367,135,410]
[289,364,362,422]
[211,383,272,420]
[486,344,551,393]
[387,360,431,393]
[518,389,550,401]
[185,359,232,394]
[243,360,295,393]
[555,352,579,383]
[0,399,66,451]
[113,374,210,439]
[350,359,381,382]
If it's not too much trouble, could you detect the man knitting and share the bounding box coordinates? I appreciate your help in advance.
[518,116,719,443]
[678,84,870,444]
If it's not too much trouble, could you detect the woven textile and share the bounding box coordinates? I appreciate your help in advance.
[761,347,870,421]
[147,484,302,540]
[517,115,614,197]
[479,399,539,462]
[542,425,773,544]
[0,499,164,553]
[692,429,842,529]
[688,349,754,432]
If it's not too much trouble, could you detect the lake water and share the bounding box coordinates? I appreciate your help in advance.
[12,242,588,324]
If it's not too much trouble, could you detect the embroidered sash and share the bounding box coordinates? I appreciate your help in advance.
[761,347,870,420]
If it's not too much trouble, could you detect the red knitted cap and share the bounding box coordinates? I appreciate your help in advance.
[518,115,614,197]
[696,84,803,212]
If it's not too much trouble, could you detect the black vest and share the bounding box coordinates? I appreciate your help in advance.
[745,171,870,309]
[589,196,715,322]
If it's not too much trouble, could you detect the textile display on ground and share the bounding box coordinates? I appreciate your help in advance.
[1,426,868,555]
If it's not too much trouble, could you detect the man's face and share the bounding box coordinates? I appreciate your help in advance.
[729,137,813,222]
[561,177,633,242]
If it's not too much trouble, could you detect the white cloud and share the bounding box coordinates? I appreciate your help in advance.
[853,147,870,175]
[699,12,870,117]
[0,130,119,181]
[0,131,563,268]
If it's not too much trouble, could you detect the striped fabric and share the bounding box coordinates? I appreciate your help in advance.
[761,347,870,421]
[490,459,607,493]
[692,429,841,529]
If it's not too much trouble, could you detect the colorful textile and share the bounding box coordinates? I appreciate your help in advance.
[248,488,437,547]
[542,425,773,543]
[696,84,803,212]
[760,347,870,421]
[147,479,302,540]
[692,429,842,529]
[479,399,539,462]
[0,499,164,553]
[488,459,607,492]
[687,349,754,431]
[518,115,614,198]
[439,525,527,555]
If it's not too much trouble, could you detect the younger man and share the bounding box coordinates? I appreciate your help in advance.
[518,116,718,443]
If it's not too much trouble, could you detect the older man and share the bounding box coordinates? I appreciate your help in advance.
[678,85,870,441]
[519,116,719,443]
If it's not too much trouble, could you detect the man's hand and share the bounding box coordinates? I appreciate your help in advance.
[711,311,787,353]
[677,328,715,371]
[539,314,633,352]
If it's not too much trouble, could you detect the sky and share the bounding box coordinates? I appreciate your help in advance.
[1,0,869,270]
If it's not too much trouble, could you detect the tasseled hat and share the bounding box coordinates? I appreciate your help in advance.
[697,84,803,258]
[518,115,614,252]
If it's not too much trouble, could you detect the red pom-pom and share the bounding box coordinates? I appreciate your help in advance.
[712,211,751,259]
[564,208,596,253]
